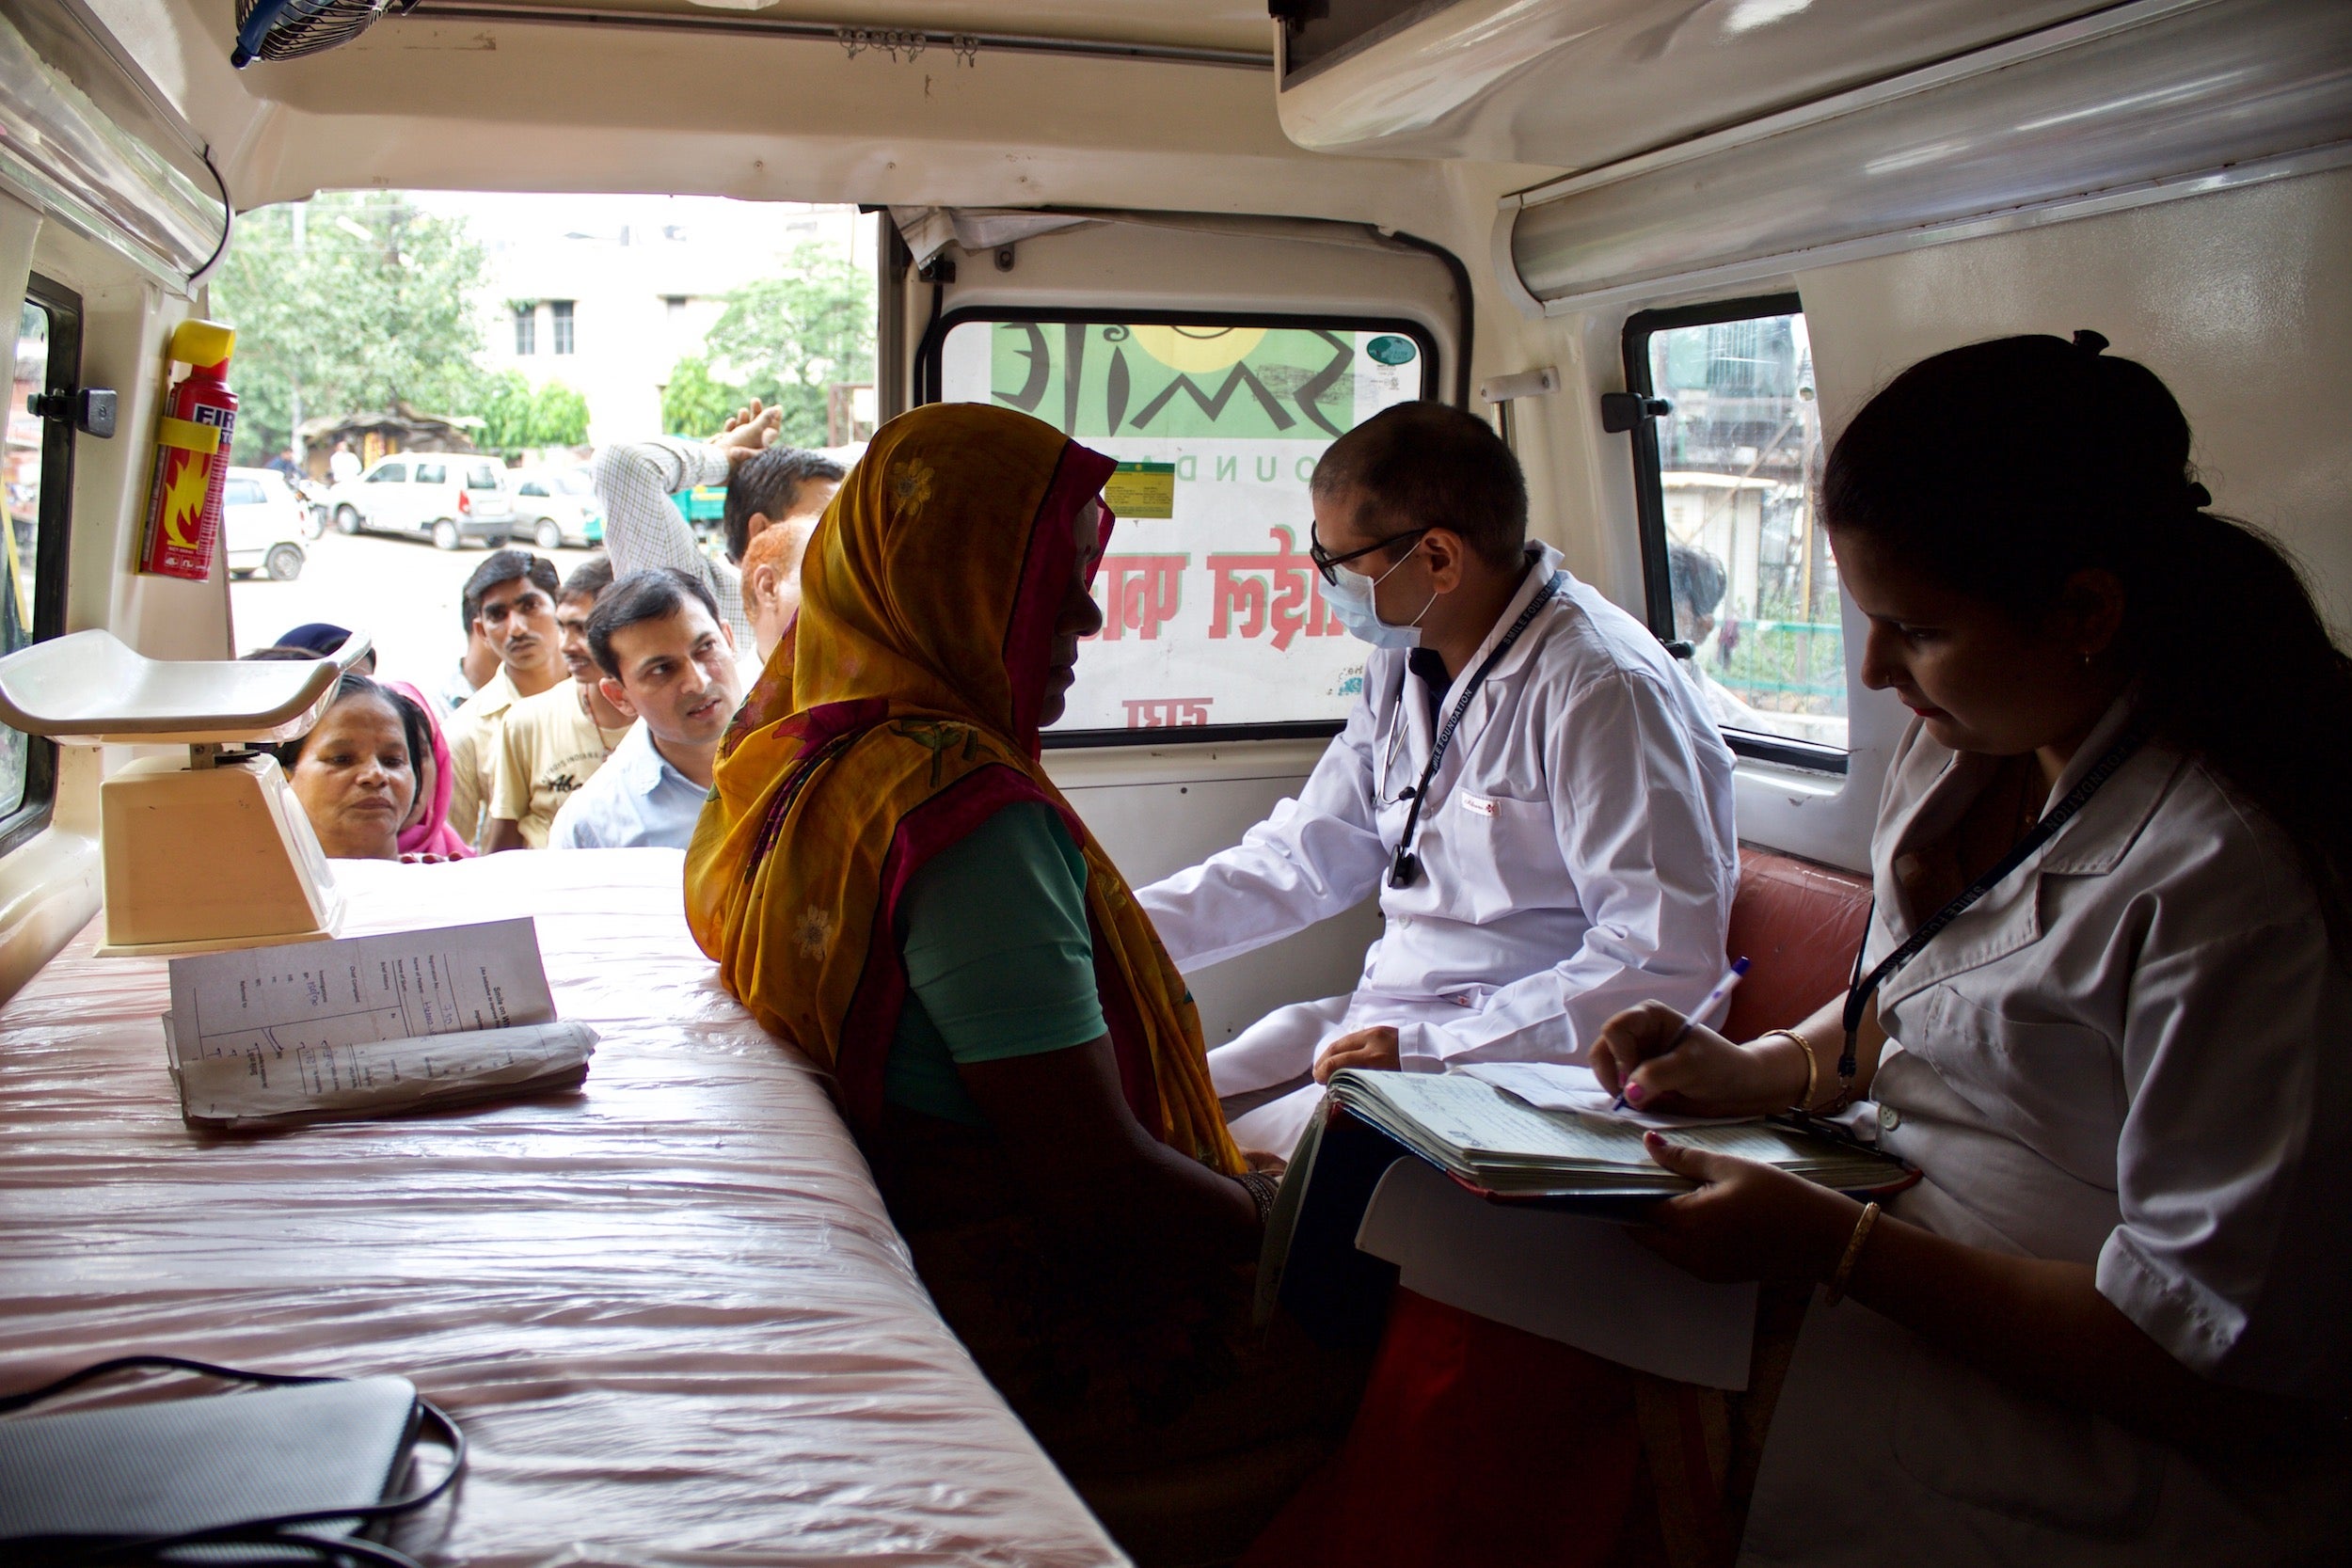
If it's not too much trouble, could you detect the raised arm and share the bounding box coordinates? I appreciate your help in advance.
[593,437,726,579]
[592,412,774,646]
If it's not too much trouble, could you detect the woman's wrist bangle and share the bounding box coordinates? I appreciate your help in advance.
[1824,1200,1881,1306]
[1757,1028,1816,1110]
[1236,1169,1281,1228]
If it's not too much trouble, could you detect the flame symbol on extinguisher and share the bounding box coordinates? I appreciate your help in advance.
[162,453,210,548]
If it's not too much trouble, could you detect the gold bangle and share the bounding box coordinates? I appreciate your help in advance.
[1757,1028,1816,1110]
[1824,1200,1880,1306]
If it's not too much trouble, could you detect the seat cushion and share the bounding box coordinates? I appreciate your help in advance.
[1721,847,1873,1042]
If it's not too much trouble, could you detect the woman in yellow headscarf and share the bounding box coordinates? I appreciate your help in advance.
[688,404,1356,1546]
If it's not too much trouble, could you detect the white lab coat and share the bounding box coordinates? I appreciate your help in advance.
[1137,546,1740,1154]
[1740,698,2352,1565]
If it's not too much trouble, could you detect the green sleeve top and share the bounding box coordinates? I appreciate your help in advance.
[884,800,1108,1127]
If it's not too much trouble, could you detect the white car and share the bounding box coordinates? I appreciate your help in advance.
[326,452,516,550]
[509,467,604,551]
[220,467,308,581]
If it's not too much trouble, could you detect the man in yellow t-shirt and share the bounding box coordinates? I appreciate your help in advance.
[484,557,633,850]
[444,549,568,849]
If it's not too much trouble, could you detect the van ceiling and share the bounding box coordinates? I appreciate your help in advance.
[74,0,1479,231]
[405,0,1278,56]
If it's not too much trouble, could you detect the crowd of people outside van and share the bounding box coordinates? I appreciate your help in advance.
[246,401,841,863]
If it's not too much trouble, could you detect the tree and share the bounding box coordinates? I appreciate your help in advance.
[661,355,745,438]
[212,192,490,463]
[527,381,589,448]
[472,369,536,453]
[703,243,875,448]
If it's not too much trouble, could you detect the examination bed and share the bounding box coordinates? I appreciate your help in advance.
[0,847,1129,1567]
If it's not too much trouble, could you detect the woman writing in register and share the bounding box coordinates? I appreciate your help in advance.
[1593,333,2349,1560]
[684,404,1346,1544]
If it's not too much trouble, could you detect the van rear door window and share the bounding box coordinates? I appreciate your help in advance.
[1622,296,1848,768]
[930,312,1434,742]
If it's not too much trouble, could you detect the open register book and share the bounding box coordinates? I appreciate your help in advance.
[1329,1067,1910,1199]
[1261,1067,1915,1340]
[162,917,596,1130]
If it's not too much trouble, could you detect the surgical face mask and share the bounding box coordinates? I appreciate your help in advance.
[1325,537,1436,649]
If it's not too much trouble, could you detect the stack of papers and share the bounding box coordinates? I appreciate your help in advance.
[163,918,596,1131]
[1326,1069,1908,1199]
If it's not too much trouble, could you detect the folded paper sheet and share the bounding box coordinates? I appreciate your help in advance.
[169,1021,596,1129]
[161,917,595,1128]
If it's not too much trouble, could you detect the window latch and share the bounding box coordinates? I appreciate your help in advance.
[28,387,117,438]
[1599,391,1670,433]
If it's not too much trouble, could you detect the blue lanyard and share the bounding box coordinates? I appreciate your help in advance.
[1388,571,1563,889]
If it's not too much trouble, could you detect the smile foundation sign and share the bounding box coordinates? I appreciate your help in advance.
[941,321,1424,733]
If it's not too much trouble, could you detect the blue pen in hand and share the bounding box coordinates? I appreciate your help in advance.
[1613,957,1750,1114]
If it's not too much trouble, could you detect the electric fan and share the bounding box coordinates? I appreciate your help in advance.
[230,0,422,67]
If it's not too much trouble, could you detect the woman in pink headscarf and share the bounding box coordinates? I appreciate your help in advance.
[254,630,475,862]
[383,680,474,860]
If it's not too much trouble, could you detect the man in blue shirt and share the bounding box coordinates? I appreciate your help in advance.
[549,569,744,851]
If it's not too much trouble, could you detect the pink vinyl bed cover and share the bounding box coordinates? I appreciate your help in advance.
[0,847,1128,1568]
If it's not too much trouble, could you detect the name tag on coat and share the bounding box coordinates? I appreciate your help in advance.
[1458,794,1499,817]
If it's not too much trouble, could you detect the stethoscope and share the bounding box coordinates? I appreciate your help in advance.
[1379,571,1564,889]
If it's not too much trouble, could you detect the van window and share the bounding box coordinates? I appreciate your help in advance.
[369,462,406,483]
[468,464,500,489]
[223,478,266,506]
[930,312,1434,741]
[1622,295,1848,767]
[517,479,549,498]
[414,462,448,485]
[2,280,80,851]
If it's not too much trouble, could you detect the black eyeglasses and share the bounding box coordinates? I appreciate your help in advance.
[1307,522,1434,587]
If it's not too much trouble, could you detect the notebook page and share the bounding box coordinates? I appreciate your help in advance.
[1460,1061,1761,1130]
[1343,1072,1645,1164]
[167,918,554,1059]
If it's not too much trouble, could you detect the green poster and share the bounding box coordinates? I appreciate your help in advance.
[991,323,1387,440]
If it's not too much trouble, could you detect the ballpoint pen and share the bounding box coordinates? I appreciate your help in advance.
[1613,956,1749,1113]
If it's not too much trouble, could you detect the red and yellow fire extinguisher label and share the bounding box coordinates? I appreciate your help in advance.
[138,319,238,581]
[146,416,223,570]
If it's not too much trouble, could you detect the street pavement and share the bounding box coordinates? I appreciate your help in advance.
[230,528,605,696]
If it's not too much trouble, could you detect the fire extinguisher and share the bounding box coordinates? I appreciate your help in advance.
[138,318,239,580]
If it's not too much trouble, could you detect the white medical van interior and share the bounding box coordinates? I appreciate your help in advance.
[0,1,2344,1564]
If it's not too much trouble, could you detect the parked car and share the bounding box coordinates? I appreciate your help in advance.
[220,466,308,581]
[325,453,516,549]
[509,466,605,550]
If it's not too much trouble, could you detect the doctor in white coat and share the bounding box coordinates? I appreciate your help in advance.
[1138,403,1739,1156]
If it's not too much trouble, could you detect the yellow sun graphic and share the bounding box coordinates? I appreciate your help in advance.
[1128,325,1267,375]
